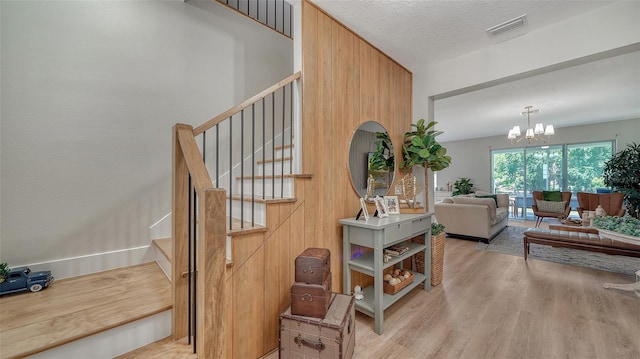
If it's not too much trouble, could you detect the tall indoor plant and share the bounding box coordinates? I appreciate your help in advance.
[603,142,640,219]
[400,119,452,208]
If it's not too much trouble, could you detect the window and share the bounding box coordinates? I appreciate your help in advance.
[491,140,614,219]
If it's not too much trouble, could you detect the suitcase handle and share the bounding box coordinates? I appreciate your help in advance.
[294,334,325,351]
[300,293,313,302]
[303,266,314,274]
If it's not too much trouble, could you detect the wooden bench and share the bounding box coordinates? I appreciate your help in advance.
[523,228,640,260]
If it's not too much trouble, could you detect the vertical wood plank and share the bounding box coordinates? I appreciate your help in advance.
[197,189,227,358]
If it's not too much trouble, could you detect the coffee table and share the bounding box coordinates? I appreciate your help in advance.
[547,218,599,234]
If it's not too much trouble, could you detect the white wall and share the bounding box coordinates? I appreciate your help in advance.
[436,118,640,193]
[0,0,293,267]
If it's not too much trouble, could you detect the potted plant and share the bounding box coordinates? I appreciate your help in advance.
[400,119,452,208]
[603,142,640,219]
[452,177,474,196]
[411,222,447,287]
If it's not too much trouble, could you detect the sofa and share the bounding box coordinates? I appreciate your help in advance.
[434,191,510,243]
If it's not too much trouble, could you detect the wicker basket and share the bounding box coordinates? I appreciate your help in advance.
[410,232,446,286]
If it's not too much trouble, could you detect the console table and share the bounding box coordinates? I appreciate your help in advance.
[339,213,433,334]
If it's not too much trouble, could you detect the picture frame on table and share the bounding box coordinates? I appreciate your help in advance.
[385,196,400,215]
[359,198,369,221]
[373,196,389,218]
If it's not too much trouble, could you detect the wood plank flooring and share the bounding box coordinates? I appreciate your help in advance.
[266,221,640,359]
[0,262,171,359]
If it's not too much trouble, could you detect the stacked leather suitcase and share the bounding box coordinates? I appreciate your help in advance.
[290,248,331,318]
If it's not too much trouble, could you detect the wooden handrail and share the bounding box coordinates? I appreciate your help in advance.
[193,71,301,135]
[176,124,213,194]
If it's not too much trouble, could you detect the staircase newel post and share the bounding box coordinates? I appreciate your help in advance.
[172,123,192,340]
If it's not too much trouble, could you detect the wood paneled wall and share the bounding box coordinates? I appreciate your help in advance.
[301,0,413,292]
[224,4,412,357]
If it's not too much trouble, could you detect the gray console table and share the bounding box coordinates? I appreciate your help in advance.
[339,213,433,334]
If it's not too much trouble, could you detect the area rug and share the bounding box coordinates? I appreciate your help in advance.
[475,226,640,276]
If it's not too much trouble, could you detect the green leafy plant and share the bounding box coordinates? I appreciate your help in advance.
[591,215,640,237]
[603,142,640,219]
[400,119,451,172]
[452,177,474,196]
[431,222,445,236]
[368,131,395,172]
[0,262,9,284]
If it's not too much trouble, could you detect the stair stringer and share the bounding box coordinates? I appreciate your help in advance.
[225,176,311,359]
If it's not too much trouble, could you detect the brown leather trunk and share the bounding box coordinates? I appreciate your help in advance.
[295,247,330,284]
[290,275,331,319]
[280,293,355,359]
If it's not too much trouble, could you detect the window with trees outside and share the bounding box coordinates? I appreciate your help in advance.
[491,141,614,220]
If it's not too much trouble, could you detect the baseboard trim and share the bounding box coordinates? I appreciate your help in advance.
[16,245,155,280]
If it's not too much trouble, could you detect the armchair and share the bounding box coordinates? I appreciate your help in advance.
[576,192,625,217]
[532,191,572,227]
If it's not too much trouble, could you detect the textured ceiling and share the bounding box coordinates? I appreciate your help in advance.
[312,0,640,142]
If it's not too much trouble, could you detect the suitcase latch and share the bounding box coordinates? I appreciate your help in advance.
[294,334,325,352]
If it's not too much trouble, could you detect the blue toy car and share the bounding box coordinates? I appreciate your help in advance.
[0,267,54,295]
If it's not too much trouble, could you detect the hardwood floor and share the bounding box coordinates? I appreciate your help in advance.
[266,221,640,359]
[0,262,171,359]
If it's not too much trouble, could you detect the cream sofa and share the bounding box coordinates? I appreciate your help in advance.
[434,192,509,243]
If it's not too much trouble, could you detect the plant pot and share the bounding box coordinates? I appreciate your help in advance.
[410,232,446,286]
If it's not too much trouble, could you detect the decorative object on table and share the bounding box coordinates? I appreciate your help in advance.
[400,119,451,209]
[357,197,369,221]
[452,177,474,196]
[291,248,332,318]
[354,285,364,301]
[595,204,606,217]
[0,266,54,295]
[280,293,355,359]
[385,196,400,215]
[373,196,388,218]
[382,269,414,294]
[384,244,409,257]
[507,105,555,143]
[603,142,640,219]
[411,222,446,286]
[401,172,417,207]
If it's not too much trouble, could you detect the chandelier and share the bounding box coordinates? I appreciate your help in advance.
[507,106,555,143]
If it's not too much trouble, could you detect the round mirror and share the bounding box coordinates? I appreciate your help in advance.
[348,121,395,199]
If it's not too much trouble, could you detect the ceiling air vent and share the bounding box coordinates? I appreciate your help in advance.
[486,14,527,36]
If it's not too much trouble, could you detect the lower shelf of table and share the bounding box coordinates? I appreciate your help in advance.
[354,272,427,318]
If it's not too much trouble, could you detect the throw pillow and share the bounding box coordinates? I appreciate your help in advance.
[476,194,498,206]
[542,190,562,202]
[536,199,566,213]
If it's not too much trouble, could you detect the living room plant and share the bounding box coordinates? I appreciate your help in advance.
[400,119,452,207]
[452,177,474,196]
[603,142,640,219]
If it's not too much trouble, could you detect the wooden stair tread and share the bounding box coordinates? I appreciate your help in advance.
[229,194,297,204]
[116,336,197,359]
[153,238,234,266]
[235,173,313,180]
[0,262,171,359]
[256,156,291,165]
